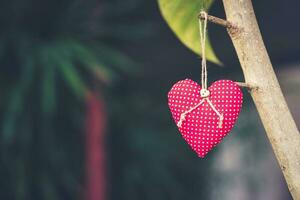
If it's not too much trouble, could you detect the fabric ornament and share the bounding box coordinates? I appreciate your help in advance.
[167,11,243,157]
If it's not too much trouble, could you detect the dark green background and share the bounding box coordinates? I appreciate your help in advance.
[0,0,299,199]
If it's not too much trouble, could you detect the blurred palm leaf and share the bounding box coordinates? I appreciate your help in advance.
[0,0,142,199]
[2,39,35,144]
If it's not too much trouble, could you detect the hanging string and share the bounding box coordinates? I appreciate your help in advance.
[199,11,208,90]
[177,11,224,129]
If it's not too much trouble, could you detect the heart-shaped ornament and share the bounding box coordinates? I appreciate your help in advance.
[168,79,243,157]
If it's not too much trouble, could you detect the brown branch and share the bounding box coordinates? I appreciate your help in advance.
[235,82,258,91]
[198,12,237,29]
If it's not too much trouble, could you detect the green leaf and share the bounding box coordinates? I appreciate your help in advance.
[66,40,117,83]
[50,43,88,98]
[158,0,220,64]
[2,40,35,144]
[56,56,87,98]
[37,44,58,114]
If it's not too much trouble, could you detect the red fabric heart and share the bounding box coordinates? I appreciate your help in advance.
[168,79,243,158]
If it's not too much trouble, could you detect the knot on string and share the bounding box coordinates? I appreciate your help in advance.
[176,10,224,129]
[200,88,210,98]
[177,113,186,128]
[218,114,224,128]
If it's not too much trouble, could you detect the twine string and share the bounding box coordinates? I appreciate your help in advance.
[199,11,208,90]
[177,99,205,127]
[206,98,224,128]
[177,96,224,128]
[176,11,224,129]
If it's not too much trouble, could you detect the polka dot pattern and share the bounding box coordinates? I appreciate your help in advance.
[168,79,243,158]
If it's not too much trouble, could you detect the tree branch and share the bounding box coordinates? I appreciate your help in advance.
[223,0,300,199]
[198,13,234,28]
[235,82,258,91]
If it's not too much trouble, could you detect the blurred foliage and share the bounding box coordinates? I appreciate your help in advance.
[0,0,136,199]
[158,0,220,64]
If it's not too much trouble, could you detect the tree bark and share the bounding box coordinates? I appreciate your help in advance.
[222,0,300,199]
